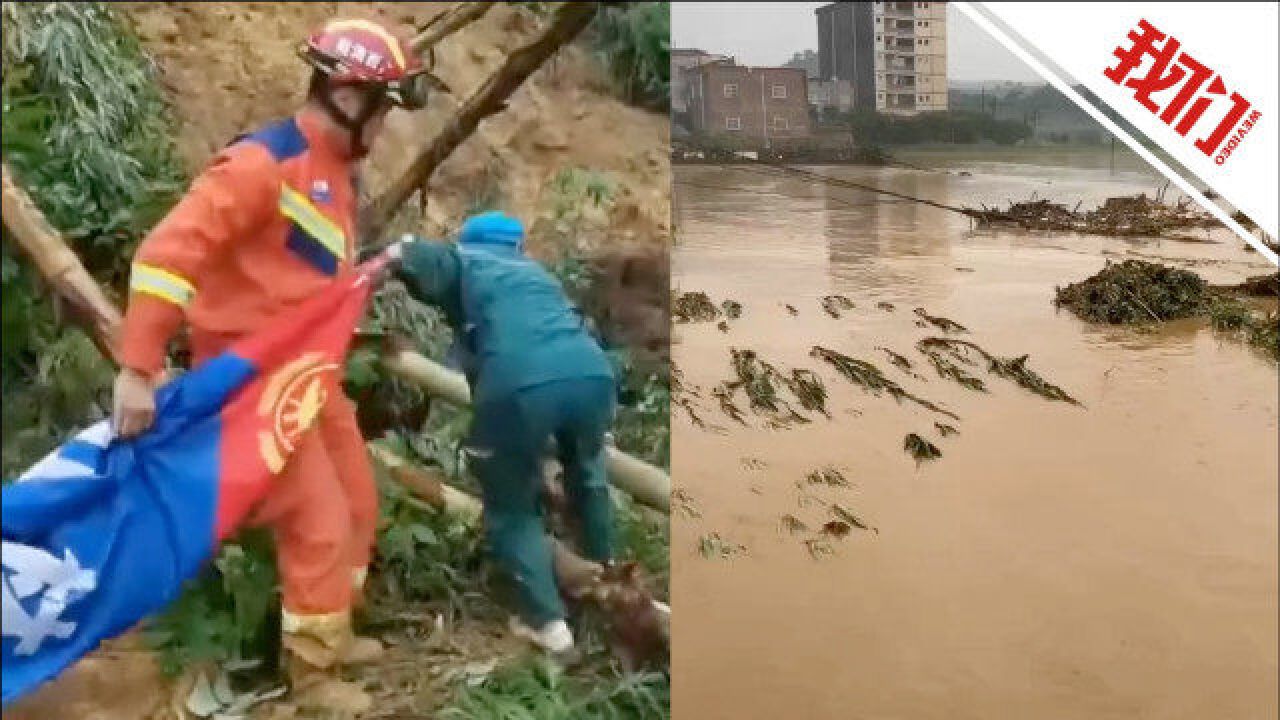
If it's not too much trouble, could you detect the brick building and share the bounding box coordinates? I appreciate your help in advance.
[687,63,811,145]
[671,47,733,115]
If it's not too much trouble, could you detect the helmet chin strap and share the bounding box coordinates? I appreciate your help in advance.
[318,83,385,158]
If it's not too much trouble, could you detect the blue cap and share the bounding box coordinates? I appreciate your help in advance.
[458,211,525,250]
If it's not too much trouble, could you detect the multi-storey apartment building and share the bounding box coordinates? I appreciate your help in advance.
[816,1,948,116]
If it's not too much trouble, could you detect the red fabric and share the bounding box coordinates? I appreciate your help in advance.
[244,396,377,615]
[214,264,380,542]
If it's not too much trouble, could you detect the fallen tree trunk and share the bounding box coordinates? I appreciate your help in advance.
[381,341,672,514]
[411,1,493,51]
[361,1,600,241]
[368,443,670,650]
[2,162,123,362]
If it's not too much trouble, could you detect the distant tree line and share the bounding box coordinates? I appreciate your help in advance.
[816,108,1034,146]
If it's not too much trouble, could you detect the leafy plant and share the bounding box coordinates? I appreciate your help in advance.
[145,531,280,677]
[440,654,669,720]
[590,2,669,111]
[2,1,185,475]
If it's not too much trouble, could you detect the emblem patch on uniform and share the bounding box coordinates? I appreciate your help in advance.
[310,180,331,204]
[256,352,338,473]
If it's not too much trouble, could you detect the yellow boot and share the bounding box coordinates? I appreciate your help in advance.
[280,609,381,714]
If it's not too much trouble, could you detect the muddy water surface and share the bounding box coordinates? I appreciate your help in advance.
[671,156,1277,720]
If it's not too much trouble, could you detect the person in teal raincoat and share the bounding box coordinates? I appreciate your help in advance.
[388,211,616,653]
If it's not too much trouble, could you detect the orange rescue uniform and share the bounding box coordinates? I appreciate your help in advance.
[119,109,376,628]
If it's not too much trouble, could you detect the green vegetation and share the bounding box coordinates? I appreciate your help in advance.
[440,655,668,720]
[826,109,1034,146]
[1056,261,1278,360]
[1,1,185,477]
[590,2,669,111]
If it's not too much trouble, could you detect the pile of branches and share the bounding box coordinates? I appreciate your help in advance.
[968,193,1217,236]
[1057,261,1278,359]
[1054,259,1209,323]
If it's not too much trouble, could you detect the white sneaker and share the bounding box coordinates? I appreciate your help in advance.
[509,616,574,653]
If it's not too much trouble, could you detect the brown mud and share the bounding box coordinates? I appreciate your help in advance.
[672,159,1277,720]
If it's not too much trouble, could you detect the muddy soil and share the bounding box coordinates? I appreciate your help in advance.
[671,157,1277,720]
[120,0,671,348]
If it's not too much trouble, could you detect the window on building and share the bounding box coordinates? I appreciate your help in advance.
[725,116,741,130]
[773,116,788,130]
[723,83,739,98]
[771,84,787,99]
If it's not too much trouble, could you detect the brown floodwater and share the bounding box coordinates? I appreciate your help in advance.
[670,153,1278,720]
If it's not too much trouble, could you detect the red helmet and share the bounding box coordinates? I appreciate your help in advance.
[301,19,443,109]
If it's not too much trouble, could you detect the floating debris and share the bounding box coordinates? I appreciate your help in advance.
[821,521,852,539]
[782,368,830,417]
[712,384,748,425]
[1059,263,1277,360]
[673,488,701,519]
[677,397,706,428]
[916,337,1079,404]
[673,291,720,323]
[904,433,942,465]
[698,533,746,559]
[1055,260,1208,324]
[876,346,924,379]
[1209,301,1279,360]
[821,294,856,319]
[913,307,969,333]
[810,345,960,420]
[721,299,743,319]
[803,538,835,560]
[967,193,1217,236]
[876,301,896,312]
[784,303,799,316]
[1217,271,1278,298]
[934,422,959,437]
[716,321,730,333]
[722,348,816,427]
[831,503,874,533]
[805,467,850,487]
[779,514,809,535]
[915,340,987,392]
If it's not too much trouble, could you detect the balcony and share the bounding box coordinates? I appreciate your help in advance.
[881,1,916,19]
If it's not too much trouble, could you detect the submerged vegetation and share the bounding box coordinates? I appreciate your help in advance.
[970,193,1218,236]
[1056,260,1278,360]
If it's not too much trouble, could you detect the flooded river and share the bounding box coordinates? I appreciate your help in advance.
[670,152,1278,720]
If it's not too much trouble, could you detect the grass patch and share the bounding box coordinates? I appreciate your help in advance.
[439,654,669,720]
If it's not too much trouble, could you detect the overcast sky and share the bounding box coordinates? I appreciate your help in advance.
[670,2,1044,84]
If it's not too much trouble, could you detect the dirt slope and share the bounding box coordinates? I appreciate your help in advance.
[119,1,671,252]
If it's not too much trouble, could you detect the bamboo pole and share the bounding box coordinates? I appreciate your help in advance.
[361,1,600,241]
[2,162,123,362]
[380,343,671,514]
[368,443,670,643]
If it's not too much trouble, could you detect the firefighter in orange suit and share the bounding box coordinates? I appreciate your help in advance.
[110,19,440,703]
